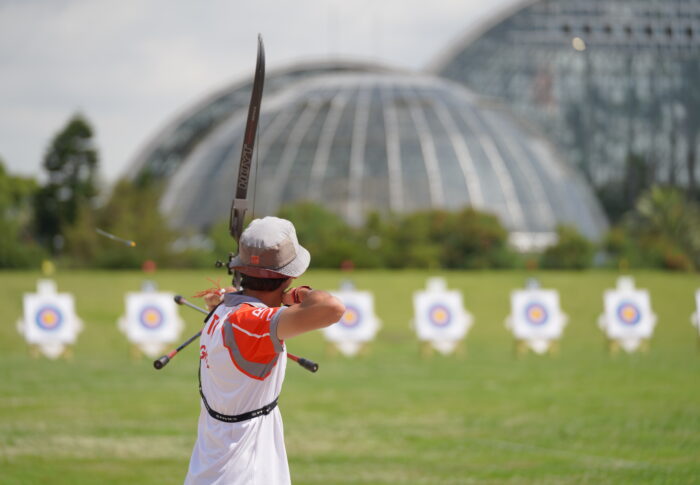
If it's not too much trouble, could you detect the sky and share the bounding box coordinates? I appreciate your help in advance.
[0,0,519,183]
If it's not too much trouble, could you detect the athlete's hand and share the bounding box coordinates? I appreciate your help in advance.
[282,285,312,306]
[203,292,223,311]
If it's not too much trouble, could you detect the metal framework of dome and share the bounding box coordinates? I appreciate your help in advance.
[431,0,700,190]
[130,62,608,250]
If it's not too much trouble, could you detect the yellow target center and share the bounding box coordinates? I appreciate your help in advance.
[342,309,357,324]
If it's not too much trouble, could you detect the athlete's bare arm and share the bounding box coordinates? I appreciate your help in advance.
[276,288,345,340]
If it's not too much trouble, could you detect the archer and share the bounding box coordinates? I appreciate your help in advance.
[185,216,345,484]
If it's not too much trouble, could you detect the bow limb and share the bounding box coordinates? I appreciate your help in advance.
[228,34,266,286]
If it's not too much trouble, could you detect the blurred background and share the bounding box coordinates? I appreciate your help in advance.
[2,1,700,483]
[1,0,699,271]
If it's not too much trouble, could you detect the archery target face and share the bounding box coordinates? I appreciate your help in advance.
[524,302,548,326]
[339,304,362,328]
[602,288,655,341]
[324,291,380,351]
[139,306,164,330]
[22,290,80,345]
[35,305,63,331]
[123,292,183,344]
[413,289,470,342]
[428,304,452,328]
[616,301,641,326]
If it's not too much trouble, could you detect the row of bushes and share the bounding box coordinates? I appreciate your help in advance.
[275,187,700,272]
[2,165,698,271]
[215,186,700,272]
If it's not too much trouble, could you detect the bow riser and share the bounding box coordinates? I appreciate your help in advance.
[225,34,266,284]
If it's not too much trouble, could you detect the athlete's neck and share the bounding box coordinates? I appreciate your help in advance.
[242,289,283,308]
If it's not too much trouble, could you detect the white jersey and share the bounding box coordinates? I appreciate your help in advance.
[185,293,290,485]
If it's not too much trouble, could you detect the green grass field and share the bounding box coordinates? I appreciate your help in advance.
[1,269,699,484]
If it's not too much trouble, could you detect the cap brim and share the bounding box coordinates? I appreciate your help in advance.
[229,244,311,279]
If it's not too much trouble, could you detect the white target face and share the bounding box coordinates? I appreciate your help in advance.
[121,292,183,349]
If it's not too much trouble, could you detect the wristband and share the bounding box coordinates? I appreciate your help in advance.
[292,285,312,304]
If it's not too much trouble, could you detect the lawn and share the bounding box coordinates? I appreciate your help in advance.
[0,269,698,484]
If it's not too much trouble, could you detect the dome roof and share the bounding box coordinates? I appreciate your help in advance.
[133,66,608,247]
[128,60,394,181]
[429,0,700,189]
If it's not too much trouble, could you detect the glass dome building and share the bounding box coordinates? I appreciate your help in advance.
[128,61,394,182]
[129,62,608,249]
[431,0,700,192]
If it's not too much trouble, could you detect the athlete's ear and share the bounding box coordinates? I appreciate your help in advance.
[281,278,293,292]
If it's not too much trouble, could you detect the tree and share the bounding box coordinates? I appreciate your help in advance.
[630,186,700,270]
[274,203,518,270]
[34,113,99,252]
[388,210,445,269]
[443,208,515,269]
[88,179,176,268]
[364,207,514,270]
[605,186,700,271]
[277,202,358,268]
[540,225,594,270]
[0,159,44,268]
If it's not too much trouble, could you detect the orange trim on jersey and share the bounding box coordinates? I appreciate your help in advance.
[222,303,281,380]
[206,314,220,335]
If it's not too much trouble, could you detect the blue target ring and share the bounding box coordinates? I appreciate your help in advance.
[524,302,548,326]
[428,304,452,327]
[340,304,362,328]
[616,301,641,326]
[35,305,63,331]
[139,306,164,330]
